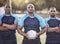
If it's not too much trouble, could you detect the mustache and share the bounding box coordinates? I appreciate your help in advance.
[51,14,55,17]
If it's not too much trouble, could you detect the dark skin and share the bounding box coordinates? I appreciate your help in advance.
[0,23,8,31]
[47,11,60,33]
[47,26,60,33]
[47,26,58,32]
[17,25,47,40]
[17,4,47,40]
[0,4,18,31]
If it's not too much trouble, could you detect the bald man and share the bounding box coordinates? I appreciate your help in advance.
[0,3,18,44]
[17,3,47,44]
[45,7,60,44]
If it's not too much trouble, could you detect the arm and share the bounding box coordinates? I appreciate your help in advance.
[47,27,58,32]
[17,25,31,39]
[45,18,57,32]
[37,15,47,35]
[2,15,18,30]
[0,15,8,31]
[51,18,60,33]
[17,25,27,37]
[55,27,60,33]
[2,22,18,30]
[0,23,8,31]
[37,26,47,36]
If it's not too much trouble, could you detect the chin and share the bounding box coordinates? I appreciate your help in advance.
[29,11,33,13]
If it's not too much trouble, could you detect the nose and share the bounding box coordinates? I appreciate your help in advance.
[29,7,32,9]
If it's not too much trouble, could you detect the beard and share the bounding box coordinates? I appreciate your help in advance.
[51,14,55,17]
[5,11,10,14]
[29,12,34,14]
[28,10,34,14]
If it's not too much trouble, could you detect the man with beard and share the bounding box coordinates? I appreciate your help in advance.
[17,3,47,44]
[0,3,18,44]
[45,7,60,44]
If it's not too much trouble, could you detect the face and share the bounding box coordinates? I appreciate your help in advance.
[49,9,56,17]
[27,4,35,14]
[5,4,11,14]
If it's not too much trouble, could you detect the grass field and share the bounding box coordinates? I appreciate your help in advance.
[16,31,46,44]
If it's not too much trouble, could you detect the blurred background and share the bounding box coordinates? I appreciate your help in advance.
[0,0,60,17]
[0,0,60,44]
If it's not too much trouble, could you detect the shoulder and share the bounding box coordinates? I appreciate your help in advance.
[20,14,28,20]
[56,17,60,21]
[11,14,18,18]
[0,14,5,18]
[34,13,44,21]
[35,13,42,18]
[45,17,50,22]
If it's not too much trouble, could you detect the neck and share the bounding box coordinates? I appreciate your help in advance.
[51,16,56,18]
[29,13,34,16]
[5,12,10,15]
[29,12,34,16]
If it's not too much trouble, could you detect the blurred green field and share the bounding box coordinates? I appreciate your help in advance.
[16,31,46,44]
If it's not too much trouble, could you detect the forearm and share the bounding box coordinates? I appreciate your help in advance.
[7,25,17,30]
[3,24,17,30]
[17,26,26,37]
[17,29,26,37]
[55,27,60,33]
[38,27,47,35]
[0,23,8,31]
[0,26,8,31]
[47,27,58,32]
[47,28,55,32]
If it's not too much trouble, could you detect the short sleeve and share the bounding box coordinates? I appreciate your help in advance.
[57,18,60,27]
[0,16,1,22]
[35,14,46,28]
[39,17,46,28]
[18,14,28,27]
[14,15,19,22]
[45,18,50,26]
[0,14,4,23]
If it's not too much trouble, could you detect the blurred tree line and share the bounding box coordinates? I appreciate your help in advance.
[0,0,8,7]
[45,0,60,11]
[12,0,60,11]
[0,0,60,11]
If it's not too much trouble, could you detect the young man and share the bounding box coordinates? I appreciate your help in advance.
[45,7,60,44]
[0,3,18,44]
[17,3,47,44]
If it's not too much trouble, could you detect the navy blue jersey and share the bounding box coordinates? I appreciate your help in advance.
[19,13,46,44]
[0,14,18,44]
[45,17,60,43]
[24,17,40,33]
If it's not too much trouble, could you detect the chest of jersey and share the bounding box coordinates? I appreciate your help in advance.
[1,15,15,25]
[24,17,40,33]
[48,19,60,27]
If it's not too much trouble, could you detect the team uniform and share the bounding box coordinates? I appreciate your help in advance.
[45,17,60,44]
[19,13,46,44]
[0,14,18,44]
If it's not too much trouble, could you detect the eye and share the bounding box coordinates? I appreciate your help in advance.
[28,6,33,8]
[51,10,55,12]
[28,7,30,8]
[6,6,10,8]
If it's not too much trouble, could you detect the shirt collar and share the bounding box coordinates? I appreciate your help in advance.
[26,12,35,18]
[49,17,57,19]
[4,13,11,16]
